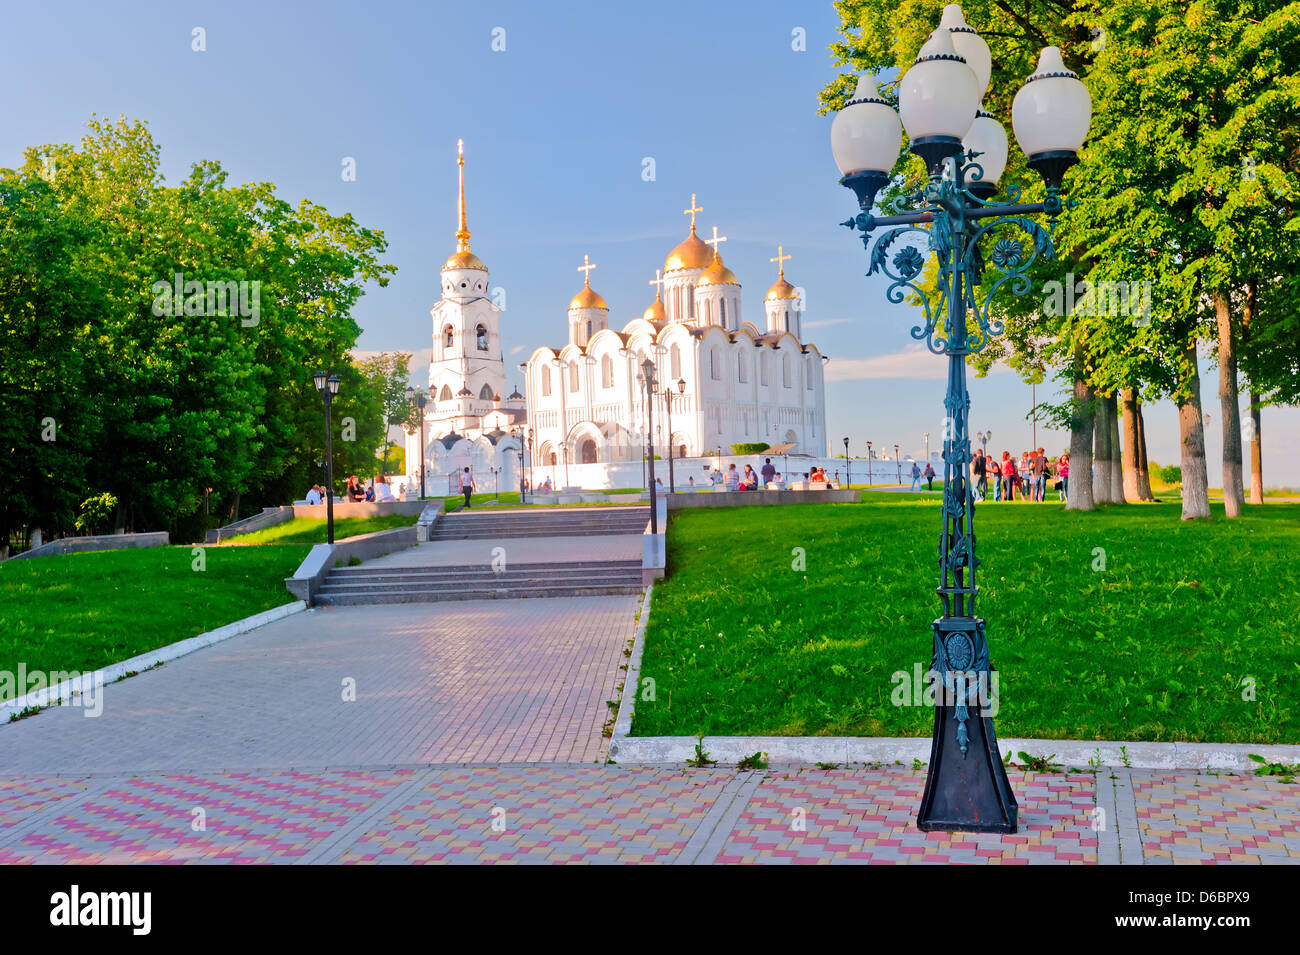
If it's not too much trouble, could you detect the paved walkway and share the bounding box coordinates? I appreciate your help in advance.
[0,597,639,774]
[1,764,1293,864]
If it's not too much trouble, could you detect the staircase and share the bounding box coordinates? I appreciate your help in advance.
[312,506,650,605]
[313,559,644,605]
[427,505,649,541]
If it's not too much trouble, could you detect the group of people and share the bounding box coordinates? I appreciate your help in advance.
[970,448,1070,502]
[697,459,835,491]
[303,474,404,505]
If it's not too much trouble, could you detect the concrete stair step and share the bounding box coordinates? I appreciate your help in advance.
[330,561,641,578]
[314,584,642,605]
[319,572,641,594]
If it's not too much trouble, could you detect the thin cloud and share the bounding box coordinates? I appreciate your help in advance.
[509,345,527,354]
[803,318,851,329]
[825,344,1009,382]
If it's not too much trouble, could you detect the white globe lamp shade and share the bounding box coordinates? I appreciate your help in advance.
[962,109,1008,196]
[1012,46,1093,158]
[899,28,980,171]
[830,73,902,176]
[941,5,991,100]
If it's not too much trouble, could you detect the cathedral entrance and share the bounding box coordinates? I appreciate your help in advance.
[580,439,598,464]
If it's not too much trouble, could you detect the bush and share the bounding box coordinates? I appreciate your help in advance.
[731,443,770,455]
[1153,463,1182,485]
[74,493,118,536]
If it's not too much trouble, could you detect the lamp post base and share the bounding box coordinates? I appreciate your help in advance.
[917,616,1018,834]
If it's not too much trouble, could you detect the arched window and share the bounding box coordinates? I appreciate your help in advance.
[476,325,488,351]
[719,298,727,327]
[783,354,791,388]
[586,319,592,339]
[549,451,557,465]
[760,352,769,386]
[542,367,552,397]
[439,385,452,402]
[738,352,747,383]
[806,357,814,390]
[670,344,681,379]
[687,287,694,319]
[702,299,711,325]
[444,325,454,348]
[783,310,790,331]
[569,361,579,392]
[601,354,614,388]
[480,383,494,400]
[710,347,720,380]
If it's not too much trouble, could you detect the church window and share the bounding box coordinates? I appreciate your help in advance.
[702,299,710,325]
[476,325,488,351]
[601,354,613,389]
[444,325,454,348]
[570,361,579,392]
[688,287,694,319]
[710,347,720,380]
[719,298,727,326]
[784,310,790,331]
[586,319,592,339]
[715,407,722,433]
[760,353,769,386]
[738,352,747,383]
[670,344,681,379]
[783,354,791,388]
[542,368,552,397]
[549,451,557,465]
[480,383,493,400]
[806,357,814,390]
[439,385,452,402]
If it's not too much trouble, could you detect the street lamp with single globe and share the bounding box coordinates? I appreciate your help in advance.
[866,440,873,486]
[406,386,428,500]
[637,359,659,534]
[830,3,1090,833]
[894,443,902,483]
[314,370,341,544]
[843,436,851,488]
[510,427,526,503]
[663,377,686,492]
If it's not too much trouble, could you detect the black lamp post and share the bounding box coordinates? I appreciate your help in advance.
[512,427,526,503]
[314,370,341,544]
[866,440,873,486]
[664,377,685,492]
[831,7,1091,833]
[895,443,902,484]
[637,358,658,534]
[406,386,428,500]
[843,436,851,488]
[490,465,500,501]
[559,440,570,489]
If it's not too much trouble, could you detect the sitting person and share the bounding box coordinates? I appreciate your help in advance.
[723,464,740,490]
[345,475,365,502]
[364,483,375,502]
[741,464,758,490]
[304,484,322,505]
[373,475,395,502]
[772,472,786,489]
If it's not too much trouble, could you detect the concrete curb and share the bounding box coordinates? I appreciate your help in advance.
[609,582,652,748]
[0,600,308,722]
[611,733,1300,773]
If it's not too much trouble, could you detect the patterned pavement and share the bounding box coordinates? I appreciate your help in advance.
[1,765,1293,864]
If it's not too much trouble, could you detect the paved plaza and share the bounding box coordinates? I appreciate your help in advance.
[1,575,1295,864]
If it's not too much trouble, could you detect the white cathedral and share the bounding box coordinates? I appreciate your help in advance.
[405,146,828,493]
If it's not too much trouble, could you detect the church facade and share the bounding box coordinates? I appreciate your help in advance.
[404,152,829,495]
[522,196,827,480]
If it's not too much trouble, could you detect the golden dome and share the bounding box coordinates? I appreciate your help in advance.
[569,285,608,310]
[443,250,486,271]
[766,277,797,301]
[696,251,740,287]
[643,296,666,322]
[664,228,715,272]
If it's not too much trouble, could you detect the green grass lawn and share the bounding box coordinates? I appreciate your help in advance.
[634,495,1300,744]
[0,545,309,676]
[230,514,415,544]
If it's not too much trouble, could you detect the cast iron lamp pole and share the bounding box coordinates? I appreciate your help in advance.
[314,370,341,544]
[866,440,873,486]
[637,359,658,534]
[511,428,526,503]
[663,378,685,492]
[843,436,851,487]
[895,443,902,484]
[831,4,1090,833]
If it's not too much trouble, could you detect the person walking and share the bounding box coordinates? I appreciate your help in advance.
[1031,447,1048,502]
[761,457,776,486]
[459,466,475,508]
[923,462,936,490]
[1057,452,1070,501]
[972,450,987,502]
[999,452,1014,502]
[910,461,922,492]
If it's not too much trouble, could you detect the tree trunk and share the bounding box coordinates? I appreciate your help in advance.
[1178,338,1212,520]
[1093,391,1115,503]
[1120,387,1143,501]
[1214,292,1244,517]
[1067,372,1096,511]
[1109,398,1123,497]
[1242,281,1264,505]
[1136,401,1155,500]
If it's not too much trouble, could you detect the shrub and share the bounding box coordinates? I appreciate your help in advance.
[731,442,770,455]
[74,492,118,536]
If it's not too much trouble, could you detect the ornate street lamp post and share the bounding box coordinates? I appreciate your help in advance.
[866,440,873,486]
[406,386,428,500]
[895,443,902,484]
[637,358,658,534]
[511,427,526,503]
[559,440,570,489]
[663,378,685,492]
[831,5,1090,832]
[314,370,342,544]
[490,466,500,501]
[843,436,851,487]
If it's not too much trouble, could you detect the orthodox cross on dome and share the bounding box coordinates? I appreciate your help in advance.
[705,226,728,255]
[455,138,471,253]
[683,194,703,233]
[771,245,792,279]
[577,253,597,287]
[648,269,664,298]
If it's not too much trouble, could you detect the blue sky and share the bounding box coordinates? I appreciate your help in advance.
[3,0,1295,484]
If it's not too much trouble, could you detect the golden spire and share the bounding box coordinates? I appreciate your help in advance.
[455,138,471,253]
[683,193,703,233]
[771,245,792,280]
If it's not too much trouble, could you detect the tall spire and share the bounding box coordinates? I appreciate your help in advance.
[455,138,471,254]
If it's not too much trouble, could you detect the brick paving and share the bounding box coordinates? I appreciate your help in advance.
[1132,772,1300,864]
